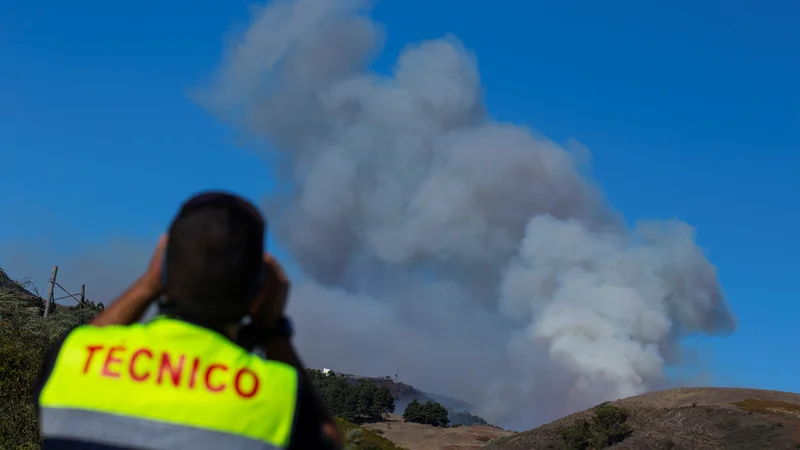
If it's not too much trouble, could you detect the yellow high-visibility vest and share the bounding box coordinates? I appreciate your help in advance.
[39,316,299,450]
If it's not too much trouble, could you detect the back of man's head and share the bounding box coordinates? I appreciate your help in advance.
[163,192,265,325]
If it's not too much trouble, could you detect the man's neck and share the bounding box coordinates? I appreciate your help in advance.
[156,311,241,341]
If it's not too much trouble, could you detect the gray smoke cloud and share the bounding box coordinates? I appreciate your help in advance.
[194,0,735,429]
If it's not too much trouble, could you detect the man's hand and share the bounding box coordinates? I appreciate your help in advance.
[140,234,168,295]
[90,234,168,327]
[248,253,289,330]
[249,255,343,448]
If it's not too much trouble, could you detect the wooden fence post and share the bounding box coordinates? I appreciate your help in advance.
[42,266,58,320]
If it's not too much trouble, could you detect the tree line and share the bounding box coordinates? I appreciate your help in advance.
[307,369,396,423]
[305,369,496,430]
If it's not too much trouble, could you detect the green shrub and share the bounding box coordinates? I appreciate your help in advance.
[336,417,406,450]
[562,418,593,450]
[402,399,449,427]
[560,404,633,450]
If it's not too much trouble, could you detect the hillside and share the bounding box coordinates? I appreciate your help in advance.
[0,268,39,300]
[0,269,103,448]
[362,414,513,450]
[0,268,97,315]
[485,387,800,450]
[336,372,474,418]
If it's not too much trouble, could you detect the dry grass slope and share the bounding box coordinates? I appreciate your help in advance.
[732,399,800,419]
[484,387,800,450]
[336,417,409,450]
[362,414,514,450]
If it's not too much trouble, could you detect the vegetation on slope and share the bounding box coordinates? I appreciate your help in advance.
[330,373,486,427]
[308,369,493,430]
[485,388,800,450]
[308,369,397,423]
[0,270,102,449]
[337,417,407,450]
[732,398,800,416]
[560,403,632,450]
[449,410,490,426]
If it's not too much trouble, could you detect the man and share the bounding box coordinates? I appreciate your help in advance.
[34,191,342,449]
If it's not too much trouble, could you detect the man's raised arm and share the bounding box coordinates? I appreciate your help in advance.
[90,235,166,327]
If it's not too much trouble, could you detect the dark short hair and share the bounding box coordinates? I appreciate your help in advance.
[163,191,265,324]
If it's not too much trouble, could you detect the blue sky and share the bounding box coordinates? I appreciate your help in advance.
[1,0,798,394]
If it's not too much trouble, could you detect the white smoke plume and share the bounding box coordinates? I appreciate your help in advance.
[194,0,735,429]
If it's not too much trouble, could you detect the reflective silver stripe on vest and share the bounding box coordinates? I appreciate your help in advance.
[41,407,281,450]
